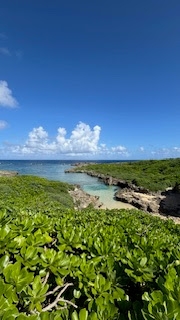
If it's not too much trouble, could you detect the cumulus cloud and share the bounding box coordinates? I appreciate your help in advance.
[0,80,18,107]
[0,47,11,56]
[0,120,8,130]
[58,122,101,153]
[2,122,132,158]
[10,122,102,156]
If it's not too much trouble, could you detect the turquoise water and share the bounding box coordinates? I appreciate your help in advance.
[0,160,134,209]
[0,160,101,186]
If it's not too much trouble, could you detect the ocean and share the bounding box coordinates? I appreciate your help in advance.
[0,160,134,209]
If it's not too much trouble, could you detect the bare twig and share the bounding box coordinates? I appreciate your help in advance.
[51,238,57,246]
[45,285,61,297]
[58,283,73,297]
[42,282,77,312]
[57,298,77,309]
[42,271,49,286]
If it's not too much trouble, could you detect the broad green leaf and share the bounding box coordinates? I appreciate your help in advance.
[0,254,9,273]
[1,308,19,319]
[150,290,164,304]
[3,261,34,292]
[73,289,81,299]
[88,312,98,320]
[140,257,147,267]
[3,261,21,283]
[13,235,26,247]
[3,283,18,303]
[71,310,79,320]
[79,308,88,320]
[0,296,11,314]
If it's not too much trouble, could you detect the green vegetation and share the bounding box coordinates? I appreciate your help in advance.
[75,158,180,191]
[0,174,180,319]
[0,175,74,211]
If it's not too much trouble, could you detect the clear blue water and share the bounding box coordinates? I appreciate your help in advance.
[0,160,100,186]
[0,159,114,189]
[0,160,134,208]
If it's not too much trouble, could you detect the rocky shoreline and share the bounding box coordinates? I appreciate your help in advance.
[0,170,18,177]
[1,168,180,223]
[69,185,103,210]
[65,165,180,222]
[0,169,102,211]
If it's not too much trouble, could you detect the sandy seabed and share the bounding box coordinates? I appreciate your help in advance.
[100,201,135,210]
[85,188,135,210]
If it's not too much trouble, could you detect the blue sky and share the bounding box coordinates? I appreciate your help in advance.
[0,0,180,160]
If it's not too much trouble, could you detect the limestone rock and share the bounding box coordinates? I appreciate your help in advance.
[69,186,102,210]
[66,168,180,218]
[115,188,163,213]
[0,170,18,177]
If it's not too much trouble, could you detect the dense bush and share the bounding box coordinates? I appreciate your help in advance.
[0,175,74,211]
[0,176,180,319]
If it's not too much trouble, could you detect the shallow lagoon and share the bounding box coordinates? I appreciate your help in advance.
[0,160,134,209]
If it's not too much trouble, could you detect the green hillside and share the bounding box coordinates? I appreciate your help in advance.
[74,158,180,191]
[0,175,74,211]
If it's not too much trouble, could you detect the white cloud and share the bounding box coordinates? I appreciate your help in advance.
[0,81,18,108]
[3,121,180,160]
[0,120,8,130]
[0,47,11,56]
[8,122,102,156]
[111,145,129,156]
[173,147,180,153]
[150,146,180,159]
[64,122,101,153]
[1,122,132,158]
[28,127,49,144]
